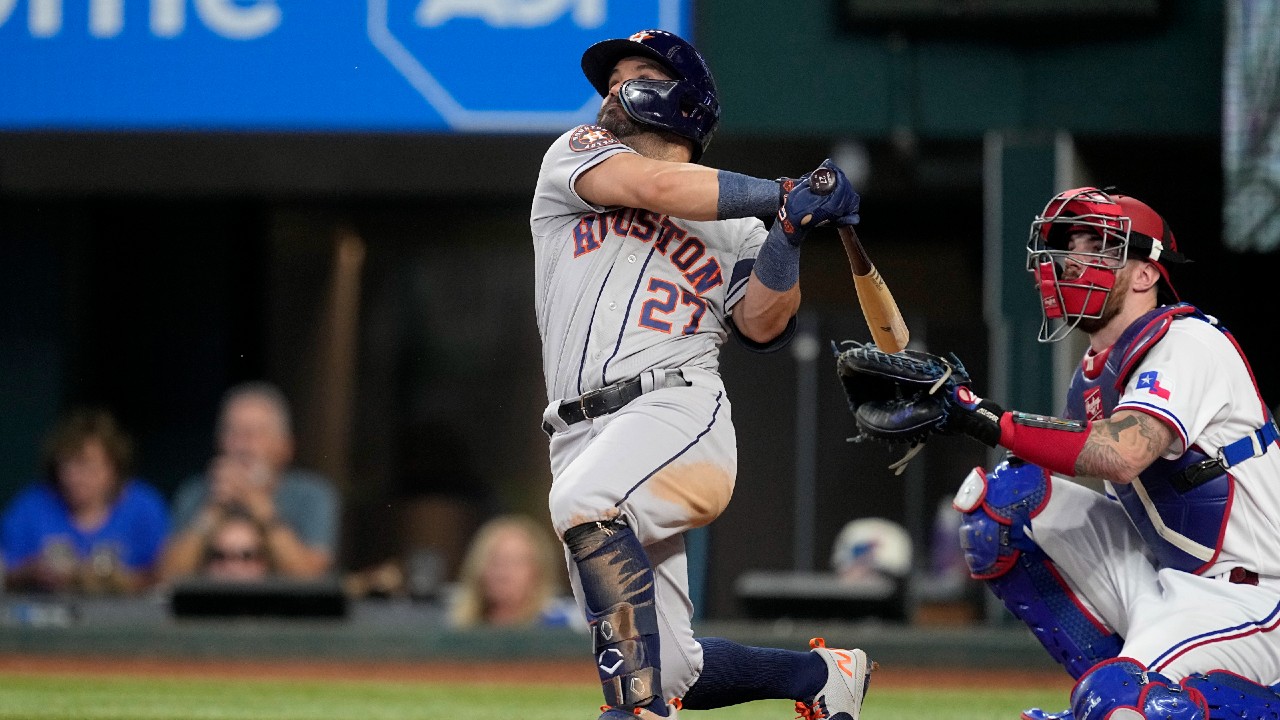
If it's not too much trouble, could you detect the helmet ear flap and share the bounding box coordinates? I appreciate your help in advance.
[617,78,717,161]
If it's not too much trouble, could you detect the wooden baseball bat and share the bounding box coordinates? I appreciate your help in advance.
[806,168,910,353]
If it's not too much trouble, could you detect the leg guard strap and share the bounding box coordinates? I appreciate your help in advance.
[593,601,661,653]
[955,460,1121,679]
[603,666,660,709]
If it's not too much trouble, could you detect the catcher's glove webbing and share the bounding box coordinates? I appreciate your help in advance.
[834,341,972,474]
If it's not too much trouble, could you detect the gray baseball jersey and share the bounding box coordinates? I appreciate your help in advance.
[532,124,776,700]
[531,124,768,403]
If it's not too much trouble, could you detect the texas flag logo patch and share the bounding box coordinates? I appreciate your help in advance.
[568,125,620,152]
[1135,370,1172,400]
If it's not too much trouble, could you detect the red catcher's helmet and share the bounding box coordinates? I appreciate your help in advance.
[1026,187,1189,342]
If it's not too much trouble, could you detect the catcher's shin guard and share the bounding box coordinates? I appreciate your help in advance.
[953,459,1121,679]
[1181,670,1280,720]
[1071,659,1208,720]
[564,520,668,717]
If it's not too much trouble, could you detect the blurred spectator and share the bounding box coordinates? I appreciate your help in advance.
[198,507,274,583]
[447,514,582,630]
[1,408,169,594]
[158,381,339,582]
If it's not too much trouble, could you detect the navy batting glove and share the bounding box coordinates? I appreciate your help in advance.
[776,159,861,246]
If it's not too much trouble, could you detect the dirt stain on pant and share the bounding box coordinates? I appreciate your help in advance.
[648,462,734,528]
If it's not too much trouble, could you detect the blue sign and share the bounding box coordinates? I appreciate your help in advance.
[0,0,689,131]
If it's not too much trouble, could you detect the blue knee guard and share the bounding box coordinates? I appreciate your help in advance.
[1182,670,1280,720]
[1072,659,1207,720]
[564,520,667,716]
[954,458,1122,678]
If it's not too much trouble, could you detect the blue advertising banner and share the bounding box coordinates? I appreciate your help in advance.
[0,0,689,131]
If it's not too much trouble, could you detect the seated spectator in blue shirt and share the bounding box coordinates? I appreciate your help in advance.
[157,382,339,582]
[1,408,170,594]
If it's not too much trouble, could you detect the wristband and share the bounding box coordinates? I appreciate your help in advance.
[717,170,782,220]
[998,412,1090,477]
[752,222,801,291]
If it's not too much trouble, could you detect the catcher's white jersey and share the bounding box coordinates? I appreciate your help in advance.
[531,124,767,403]
[1039,310,1280,685]
[1107,315,1280,579]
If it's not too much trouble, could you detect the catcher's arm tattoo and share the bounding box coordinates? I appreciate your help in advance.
[1076,409,1176,483]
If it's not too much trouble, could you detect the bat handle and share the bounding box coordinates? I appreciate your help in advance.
[839,226,873,276]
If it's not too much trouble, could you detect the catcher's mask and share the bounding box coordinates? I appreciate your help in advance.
[1026,187,1188,343]
[580,29,720,162]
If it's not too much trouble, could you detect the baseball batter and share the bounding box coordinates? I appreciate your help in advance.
[928,188,1280,720]
[531,29,871,720]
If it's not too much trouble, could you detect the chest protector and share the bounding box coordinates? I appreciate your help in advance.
[1063,303,1231,574]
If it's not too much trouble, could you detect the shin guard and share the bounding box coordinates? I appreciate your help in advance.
[954,459,1122,678]
[565,520,667,716]
[1072,658,1207,720]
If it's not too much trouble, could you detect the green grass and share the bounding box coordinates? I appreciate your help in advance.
[0,673,1067,720]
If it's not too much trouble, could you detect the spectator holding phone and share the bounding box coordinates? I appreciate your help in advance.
[158,382,339,582]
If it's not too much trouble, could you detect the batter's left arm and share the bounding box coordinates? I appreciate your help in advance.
[735,279,800,343]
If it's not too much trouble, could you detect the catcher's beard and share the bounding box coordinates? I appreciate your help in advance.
[1070,265,1131,335]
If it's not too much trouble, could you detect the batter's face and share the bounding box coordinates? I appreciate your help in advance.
[596,56,675,138]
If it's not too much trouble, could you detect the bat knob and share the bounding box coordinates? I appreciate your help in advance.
[808,167,836,196]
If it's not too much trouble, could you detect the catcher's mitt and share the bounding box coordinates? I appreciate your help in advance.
[834,341,972,473]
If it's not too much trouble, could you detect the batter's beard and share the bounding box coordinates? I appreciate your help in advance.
[597,102,646,139]
[596,99,697,161]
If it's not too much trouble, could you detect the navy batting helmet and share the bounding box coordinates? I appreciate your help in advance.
[581,29,720,161]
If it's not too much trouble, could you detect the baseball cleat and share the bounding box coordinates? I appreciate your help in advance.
[795,638,875,720]
[598,701,678,720]
[1020,709,1072,720]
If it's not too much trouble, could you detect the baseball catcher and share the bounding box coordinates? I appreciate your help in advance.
[837,187,1280,720]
